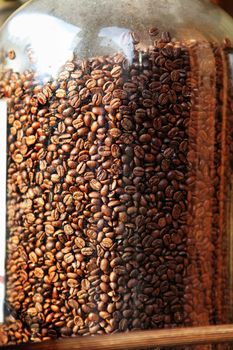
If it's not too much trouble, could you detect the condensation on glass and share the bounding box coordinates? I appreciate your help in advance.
[0,0,232,347]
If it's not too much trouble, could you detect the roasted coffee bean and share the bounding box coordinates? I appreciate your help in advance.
[148,26,159,37]
[2,27,231,345]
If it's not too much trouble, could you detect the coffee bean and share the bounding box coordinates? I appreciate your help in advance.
[8,49,16,60]
[64,253,74,264]
[81,247,94,256]
[34,268,44,279]
[100,258,109,272]
[172,204,182,219]
[158,217,167,228]
[101,238,113,249]
[3,25,230,345]
[29,252,38,264]
[158,93,169,105]
[109,127,121,138]
[74,237,85,249]
[64,224,74,235]
[90,179,102,191]
[12,153,23,163]
[111,66,122,78]
[149,26,159,36]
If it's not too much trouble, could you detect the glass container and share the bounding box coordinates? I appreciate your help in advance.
[0,0,233,347]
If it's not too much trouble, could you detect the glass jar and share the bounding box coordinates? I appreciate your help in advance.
[0,0,233,346]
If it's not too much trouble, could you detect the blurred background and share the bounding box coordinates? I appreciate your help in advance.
[0,0,233,20]
[0,0,232,27]
[212,0,233,16]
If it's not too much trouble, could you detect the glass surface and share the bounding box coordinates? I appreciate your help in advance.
[0,0,232,346]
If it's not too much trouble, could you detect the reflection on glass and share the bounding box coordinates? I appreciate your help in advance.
[99,27,134,64]
[5,13,81,76]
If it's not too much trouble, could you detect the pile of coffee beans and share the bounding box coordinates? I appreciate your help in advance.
[0,29,232,345]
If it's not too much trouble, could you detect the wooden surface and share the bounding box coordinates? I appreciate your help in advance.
[2,325,233,350]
